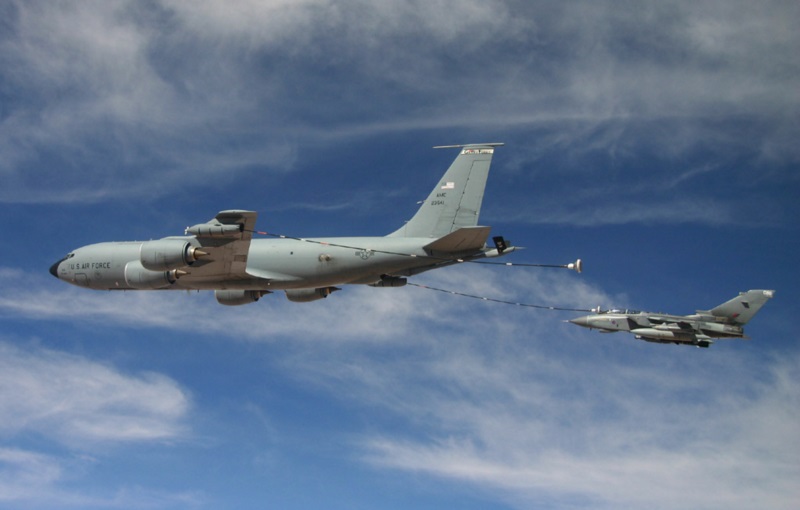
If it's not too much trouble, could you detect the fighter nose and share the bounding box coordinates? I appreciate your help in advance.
[568,316,591,328]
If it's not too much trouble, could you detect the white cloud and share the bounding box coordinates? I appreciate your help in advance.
[2,257,796,508]
[0,449,63,502]
[508,196,742,227]
[0,446,204,508]
[67,256,768,509]
[0,339,196,508]
[351,344,800,510]
[0,263,605,346]
[1,0,797,204]
[0,0,297,203]
[0,341,190,446]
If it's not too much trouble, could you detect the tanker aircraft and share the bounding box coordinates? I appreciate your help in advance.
[50,143,530,305]
[568,290,775,348]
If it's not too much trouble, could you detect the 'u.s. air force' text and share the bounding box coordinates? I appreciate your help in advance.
[70,262,111,270]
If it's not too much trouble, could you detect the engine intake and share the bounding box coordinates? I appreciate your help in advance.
[140,239,206,271]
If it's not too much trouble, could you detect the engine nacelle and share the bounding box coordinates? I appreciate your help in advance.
[285,287,340,303]
[124,260,179,289]
[140,239,206,271]
[215,289,268,306]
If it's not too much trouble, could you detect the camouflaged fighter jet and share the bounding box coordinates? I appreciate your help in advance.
[50,143,520,305]
[568,290,775,348]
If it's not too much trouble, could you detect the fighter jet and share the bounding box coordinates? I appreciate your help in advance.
[50,143,529,305]
[568,290,775,348]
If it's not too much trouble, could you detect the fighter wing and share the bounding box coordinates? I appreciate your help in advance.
[182,210,258,281]
[644,316,700,333]
[647,315,697,329]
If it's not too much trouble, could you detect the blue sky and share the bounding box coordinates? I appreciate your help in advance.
[1,1,798,508]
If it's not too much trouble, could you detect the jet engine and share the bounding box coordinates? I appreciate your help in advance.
[124,260,181,289]
[215,290,269,306]
[140,239,206,271]
[285,287,340,303]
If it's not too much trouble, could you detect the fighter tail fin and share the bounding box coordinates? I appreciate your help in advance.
[706,290,775,325]
[388,143,503,238]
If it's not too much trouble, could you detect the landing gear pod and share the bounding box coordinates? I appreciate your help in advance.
[215,290,269,306]
[285,287,340,303]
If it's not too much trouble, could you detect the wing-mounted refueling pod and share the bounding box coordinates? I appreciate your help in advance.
[185,210,256,241]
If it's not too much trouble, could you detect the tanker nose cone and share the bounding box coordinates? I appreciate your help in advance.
[50,257,67,278]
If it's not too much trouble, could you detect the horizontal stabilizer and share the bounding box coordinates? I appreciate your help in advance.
[423,226,491,254]
[433,143,505,149]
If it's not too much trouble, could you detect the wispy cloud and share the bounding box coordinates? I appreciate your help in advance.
[0,341,191,447]
[1,0,797,204]
[0,449,64,503]
[349,342,800,510]
[2,264,796,508]
[504,195,744,227]
[0,264,606,345]
[0,337,196,508]
[269,302,799,510]
[0,446,204,508]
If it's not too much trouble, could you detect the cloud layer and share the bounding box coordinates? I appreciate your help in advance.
[0,332,191,507]
[1,2,797,508]
[356,350,800,510]
[0,342,190,446]
[2,266,797,508]
[2,0,797,220]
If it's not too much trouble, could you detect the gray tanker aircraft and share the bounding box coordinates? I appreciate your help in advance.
[51,143,543,305]
[568,290,775,348]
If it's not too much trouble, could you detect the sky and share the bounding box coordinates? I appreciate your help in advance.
[1,1,798,508]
